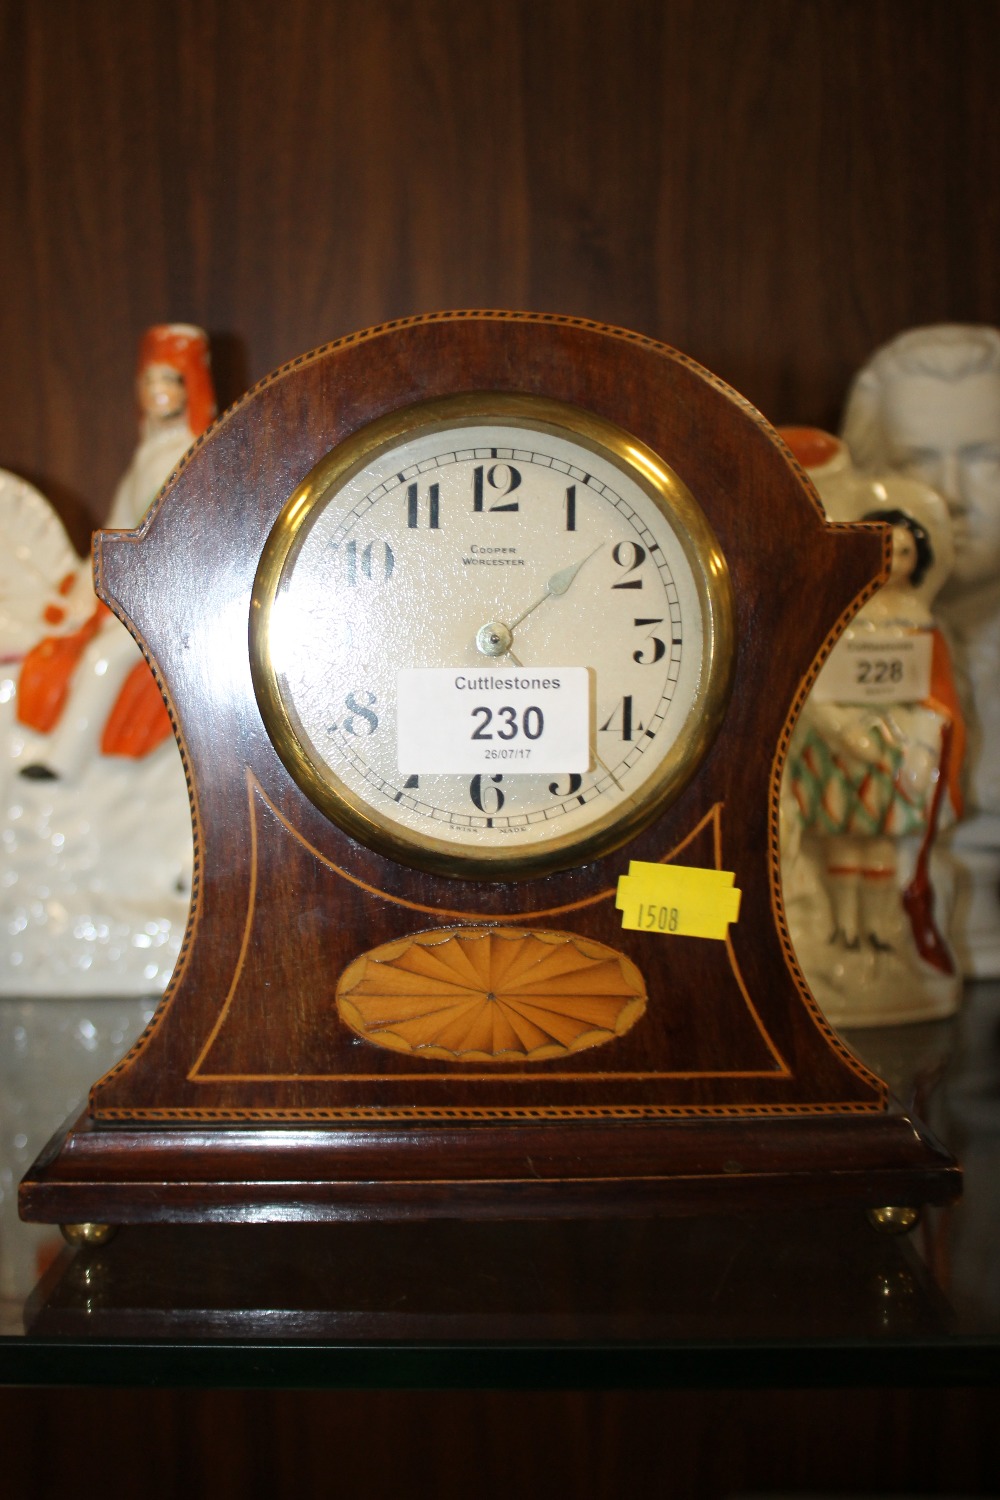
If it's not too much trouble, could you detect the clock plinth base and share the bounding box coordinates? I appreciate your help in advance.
[21,1109,959,1228]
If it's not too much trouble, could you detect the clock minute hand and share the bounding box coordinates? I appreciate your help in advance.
[507,546,602,632]
[506,641,633,804]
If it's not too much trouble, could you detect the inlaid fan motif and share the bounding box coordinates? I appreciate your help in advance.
[336,926,647,1062]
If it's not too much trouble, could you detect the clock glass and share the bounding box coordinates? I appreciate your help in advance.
[250,393,733,877]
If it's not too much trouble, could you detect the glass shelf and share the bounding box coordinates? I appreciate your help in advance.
[1,984,998,1389]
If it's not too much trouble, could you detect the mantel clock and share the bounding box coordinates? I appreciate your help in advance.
[20,313,959,1227]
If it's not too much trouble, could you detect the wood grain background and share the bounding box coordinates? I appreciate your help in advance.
[1,0,998,550]
[5,1385,1000,1499]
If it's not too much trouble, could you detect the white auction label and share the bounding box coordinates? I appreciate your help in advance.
[397,667,591,775]
[812,630,933,705]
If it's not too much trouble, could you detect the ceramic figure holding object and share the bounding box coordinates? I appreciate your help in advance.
[1,325,214,995]
[17,325,215,783]
[780,429,964,1026]
[842,326,1000,976]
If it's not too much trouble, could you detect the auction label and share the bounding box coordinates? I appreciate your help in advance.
[811,630,933,705]
[616,861,742,940]
[397,667,590,775]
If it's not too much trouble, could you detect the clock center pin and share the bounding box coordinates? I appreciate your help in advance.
[476,621,513,657]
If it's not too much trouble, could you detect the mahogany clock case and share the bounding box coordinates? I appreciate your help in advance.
[19,312,960,1226]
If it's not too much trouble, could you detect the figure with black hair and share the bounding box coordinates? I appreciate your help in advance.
[787,493,964,1024]
[843,324,1000,976]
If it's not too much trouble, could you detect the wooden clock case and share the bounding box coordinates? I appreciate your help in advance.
[20,312,960,1227]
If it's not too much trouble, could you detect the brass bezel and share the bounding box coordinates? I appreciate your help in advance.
[250,392,734,880]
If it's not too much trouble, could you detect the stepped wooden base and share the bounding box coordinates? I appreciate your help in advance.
[20,1107,960,1226]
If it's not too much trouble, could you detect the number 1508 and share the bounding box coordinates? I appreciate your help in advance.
[638,902,680,932]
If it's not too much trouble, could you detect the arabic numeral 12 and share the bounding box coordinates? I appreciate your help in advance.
[473,463,521,512]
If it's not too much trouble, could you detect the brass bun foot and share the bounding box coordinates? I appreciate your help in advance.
[867,1205,921,1236]
[60,1222,116,1248]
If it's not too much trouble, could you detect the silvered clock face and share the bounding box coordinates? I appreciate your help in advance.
[250,394,733,877]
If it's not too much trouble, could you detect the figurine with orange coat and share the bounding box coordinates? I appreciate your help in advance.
[17,325,214,779]
[0,325,213,996]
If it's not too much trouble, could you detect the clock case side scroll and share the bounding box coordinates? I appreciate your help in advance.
[19,312,960,1227]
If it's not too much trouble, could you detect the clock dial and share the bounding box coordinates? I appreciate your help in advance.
[251,394,733,877]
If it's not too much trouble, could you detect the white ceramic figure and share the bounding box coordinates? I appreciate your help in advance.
[842,325,1000,977]
[779,429,964,1026]
[35,325,216,785]
[105,323,215,530]
[0,325,214,996]
[0,470,189,995]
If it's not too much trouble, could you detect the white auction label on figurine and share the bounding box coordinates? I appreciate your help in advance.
[397,667,591,774]
[812,630,933,705]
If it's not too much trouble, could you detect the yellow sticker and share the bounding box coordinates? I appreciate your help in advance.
[615,861,742,940]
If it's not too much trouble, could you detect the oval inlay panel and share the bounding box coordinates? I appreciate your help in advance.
[336,926,646,1062]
